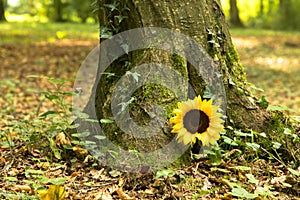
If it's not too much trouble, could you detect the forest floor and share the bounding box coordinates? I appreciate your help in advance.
[0,23,299,199]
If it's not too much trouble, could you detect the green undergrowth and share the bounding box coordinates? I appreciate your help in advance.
[1,76,299,199]
[0,22,99,44]
[230,28,300,37]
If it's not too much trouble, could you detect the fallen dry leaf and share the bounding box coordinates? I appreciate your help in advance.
[116,188,136,200]
[55,132,71,146]
[11,184,32,193]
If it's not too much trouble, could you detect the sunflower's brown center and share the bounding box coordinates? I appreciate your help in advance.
[183,109,209,134]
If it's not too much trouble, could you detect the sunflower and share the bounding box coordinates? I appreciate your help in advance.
[170,96,224,146]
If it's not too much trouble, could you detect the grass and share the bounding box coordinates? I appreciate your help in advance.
[0,22,99,44]
[230,28,300,37]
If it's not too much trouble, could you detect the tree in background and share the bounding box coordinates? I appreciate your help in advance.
[229,0,244,27]
[0,0,6,21]
[71,0,92,23]
[259,0,264,16]
[53,0,64,22]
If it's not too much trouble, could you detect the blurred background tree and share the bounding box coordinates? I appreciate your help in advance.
[221,0,300,30]
[229,0,244,27]
[6,0,96,23]
[3,0,300,30]
[0,0,7,21]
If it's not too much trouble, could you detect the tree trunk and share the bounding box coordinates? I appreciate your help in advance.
[229,0,244,27]
[74,0,299,171]
[279,0,291,23]
[0,0,6,22]
[268,0,274,15]
[259,0,264,16]
[54,0,64,22]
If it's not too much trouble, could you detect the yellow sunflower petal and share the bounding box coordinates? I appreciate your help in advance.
[170,95,224,147]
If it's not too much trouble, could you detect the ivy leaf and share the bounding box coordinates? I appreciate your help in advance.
[287,167,300,176]
[104,2,119,11]
[230,187,258,199]
[126,71,140,82]
[246,173,259,184]
[48,178,67,185]
[121,43,129,54]
[100,118,114,124]
[246,142,260,151]
[156,169,175,178]
[222,135,238,146]
[94,135,106,140]
[115,15,128,23]
[49,138,61,160]
[267,105,287,111]
[230,166,251,171]
[228,78,236,86]
[100,26,112,39]
[211,167,230,173]
[283,128,292,135]
[272,141,282,149]
[234,130,253,137]
[258,95,269,109]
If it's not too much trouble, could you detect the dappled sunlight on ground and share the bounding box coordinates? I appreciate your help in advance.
[0,40,98,117]
[232,34,300,115]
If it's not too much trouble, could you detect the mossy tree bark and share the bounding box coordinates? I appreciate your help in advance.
[84,0,299,164]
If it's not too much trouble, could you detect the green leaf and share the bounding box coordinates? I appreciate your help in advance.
[203,86,217,99]
[100,26,112,39]
[283,128,292,135]
[5,177,18,182]
[84,181,94,186]
[258,96,269,109]
[246,142,260,151]
[231,166,251,171]
[39,111,58,118]
[211,167,230,173]
[126,71,140,82]
[259,132,267,138]
[104,2,119,11]
[292,116,300,122]
[48,178,67,185]
[25,169,44,175]
[272,141,282,149]
[156,169,176,178]
[100,118,114,124]
[234,130,253,137]
[246,174,259,184]
[36,176,50,184]
[121,43,129,54]
[207,146,222,166]
[287,167,300,176]
[228,78,236,86]
[230,187,258,199]
[49,138,61,160]
[94,135,106,140]
[45,94,60,100]
[222,136,238,146]
[115,15,128,23]
[267,105,288,111]
[281,182,292,188]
